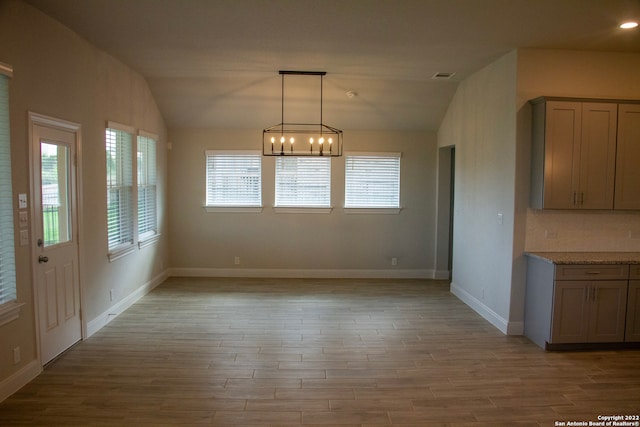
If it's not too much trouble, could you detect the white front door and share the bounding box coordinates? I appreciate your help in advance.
[31,116,82,364]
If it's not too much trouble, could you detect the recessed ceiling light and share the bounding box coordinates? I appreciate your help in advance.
[620,21,638,29]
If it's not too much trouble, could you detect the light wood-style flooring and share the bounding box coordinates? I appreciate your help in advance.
[1,277,640,426]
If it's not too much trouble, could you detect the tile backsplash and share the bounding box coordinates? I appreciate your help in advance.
[525,209,640,252]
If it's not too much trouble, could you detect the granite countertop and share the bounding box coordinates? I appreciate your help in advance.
[525,252,640,265]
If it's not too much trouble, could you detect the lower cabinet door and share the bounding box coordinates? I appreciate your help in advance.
[551,282,590,343]
[626,281,640,342]
[588,281,627,343]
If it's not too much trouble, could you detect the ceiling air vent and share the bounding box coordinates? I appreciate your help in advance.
[432,72,456,80]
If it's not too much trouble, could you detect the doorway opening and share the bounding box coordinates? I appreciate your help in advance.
[436,146,455,280]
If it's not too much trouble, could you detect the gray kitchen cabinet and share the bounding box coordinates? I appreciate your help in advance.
[549,281,589,343]
[525,256,630,349]
[551,265,627,343]
[614,104,640,210]
[626,265,640,342]
[530,98,617,210]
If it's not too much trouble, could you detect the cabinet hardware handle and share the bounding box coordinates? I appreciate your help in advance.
[585,271,601,275]
[38,255,49,263]
[573,191,577,206]
[580,192,584,206]
[593,287,597,301]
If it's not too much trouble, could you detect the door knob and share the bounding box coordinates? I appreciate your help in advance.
[38,256,49,263]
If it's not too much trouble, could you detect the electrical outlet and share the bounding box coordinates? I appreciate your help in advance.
[109,289,114,302]
[391,257,398,266]
[234,256,240,265]
[13,347,20,365]
[497,212,503,225]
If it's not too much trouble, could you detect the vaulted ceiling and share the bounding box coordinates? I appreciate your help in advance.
[25,0,640,131]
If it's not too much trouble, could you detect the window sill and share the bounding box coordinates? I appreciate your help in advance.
[273,207,333,214]
[138,233,161,249]
[108,243,136,262]
[204,206,263,213]
[0,301,25,328]
[343,207,402,214]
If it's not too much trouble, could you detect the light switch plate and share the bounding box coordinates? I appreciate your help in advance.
[19,229,29,246]
[19,211,28,228]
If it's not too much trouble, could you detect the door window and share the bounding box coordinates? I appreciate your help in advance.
[40,142,71,247]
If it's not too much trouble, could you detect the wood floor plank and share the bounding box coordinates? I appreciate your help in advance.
[1,277,639,426]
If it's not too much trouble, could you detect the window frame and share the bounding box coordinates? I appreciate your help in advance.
[0,63,23,327]
[106,122,136,261]
[137,131,160,247]
[204,150,263,213]
[274,156,332,213]
[344,152,402,214]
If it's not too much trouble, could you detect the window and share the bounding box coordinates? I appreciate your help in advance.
[137,133,158,242]
[275,157,331,208]
[106,124,134,259]
[345,153,401,209]
[0,69,16,307]
[205,151,262,209]
[0,76,14,302]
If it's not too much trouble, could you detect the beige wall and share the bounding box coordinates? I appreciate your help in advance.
[438,48,640,336]
[168,128,438,276]
[437,51,520,333]
[517,49,640,252]
[0,0,168,392]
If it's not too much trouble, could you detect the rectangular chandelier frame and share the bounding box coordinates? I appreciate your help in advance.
[263,71,343,157]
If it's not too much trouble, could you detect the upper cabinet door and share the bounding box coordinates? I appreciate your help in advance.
[614,104,640,210]
[578,103,617,209]
[540,101,582,209]
[530,98,623,210]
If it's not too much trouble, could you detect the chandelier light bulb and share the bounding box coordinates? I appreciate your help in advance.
[271,137,275,143]
[280,136,285,143]
[319,137,324,144]
[290,137,294,144]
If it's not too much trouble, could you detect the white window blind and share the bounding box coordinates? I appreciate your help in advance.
[345,153,401,208]
[275,157,331,207]
[106,127,134,253]
[205,151,262,207]
[137,134,157,238]
[0,73,16,304]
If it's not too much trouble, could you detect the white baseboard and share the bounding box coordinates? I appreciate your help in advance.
[450,281,523,335]
[170,267,435,279]
[86,269,169,338]
[0,360,41,403]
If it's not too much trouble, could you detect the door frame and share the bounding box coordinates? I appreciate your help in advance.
[435,145,455,280]
[28,112,85,365]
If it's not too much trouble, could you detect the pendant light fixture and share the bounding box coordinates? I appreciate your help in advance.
[263,70,343,156]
